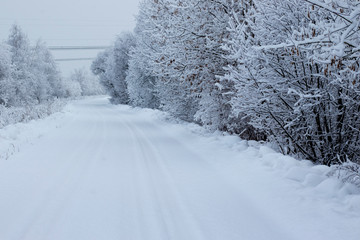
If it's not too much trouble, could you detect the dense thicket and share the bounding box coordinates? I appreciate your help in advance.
[224,0,360,166]
[69,68,104,97]
[93,0,360,168]
[91,32,135,104]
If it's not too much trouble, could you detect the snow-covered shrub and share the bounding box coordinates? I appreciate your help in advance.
[128,0,245,128]
[223,0,360,165]
[0,43,14,106]
[31,40,64,101]
[6,24,37,106]
[0,24,82,128]
[69,68,104,96]
[91,32,135,104]
[61,77,82,98]
[125,5,159,109]
[328,162,360,188]
[2,24,66,105]
[0,99,66,129]
[88,0,360,170]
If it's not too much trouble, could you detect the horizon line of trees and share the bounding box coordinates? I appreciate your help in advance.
[92,0,360,168]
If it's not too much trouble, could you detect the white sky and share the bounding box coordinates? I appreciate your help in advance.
[0,0,141,76]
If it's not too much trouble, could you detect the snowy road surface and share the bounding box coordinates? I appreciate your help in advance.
[0,96,359,240]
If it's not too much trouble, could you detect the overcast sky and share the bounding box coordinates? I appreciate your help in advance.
[0,0,141,76]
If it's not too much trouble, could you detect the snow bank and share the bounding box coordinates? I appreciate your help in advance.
[0,100,68,160]
[0,99,66,128]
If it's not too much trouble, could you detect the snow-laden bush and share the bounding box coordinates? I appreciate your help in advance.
[0,44,14,106]
[90,0,360,178]
[0,99,66,129]
[69,68,104,97]
[125,9,159,109]
[223,0,360,166]
[91,32,135,104]
[0,24,94,128]
[0,24,82,104]
[328,162,360,188]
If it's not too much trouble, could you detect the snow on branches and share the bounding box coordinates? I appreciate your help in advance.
[223,0,360,165]
[93,0,360,169]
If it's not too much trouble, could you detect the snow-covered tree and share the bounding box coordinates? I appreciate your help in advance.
[126,52,159,108]
[6,24,37,106]
[90,0,360,167]
[0,24,85,128]
[223,0,360,165]
[0,44,14,106]
[111,32,135,104]
[30,40,56,102]
[91,49,113,96]
[287,0,360,165]
[1,24,85,106]
[61,76,82,98]
[132,0,241,126]
[31,40,64,100]
[70,68,103,96]
[5,25,67,105]
[92,32,135,104]
[125,3,160,109]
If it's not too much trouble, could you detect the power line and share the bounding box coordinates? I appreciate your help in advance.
[49,46,109,50]
[33,38,112,40]
[55,58,94,62]
[0,18,127,23]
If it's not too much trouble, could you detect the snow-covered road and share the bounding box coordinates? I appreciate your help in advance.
[0,96,359,240]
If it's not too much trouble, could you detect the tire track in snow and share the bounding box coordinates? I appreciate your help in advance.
[0,98,303,240]
[17,106,107,240]
[102,105,171,239]
[103,104,206,240]
[111,107,297,240]
[120,117,206,240]
[43,106,109,237]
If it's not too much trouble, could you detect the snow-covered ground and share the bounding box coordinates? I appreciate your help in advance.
[0,96,359,240]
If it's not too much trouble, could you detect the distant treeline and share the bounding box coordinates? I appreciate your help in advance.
[0,25,103,127]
